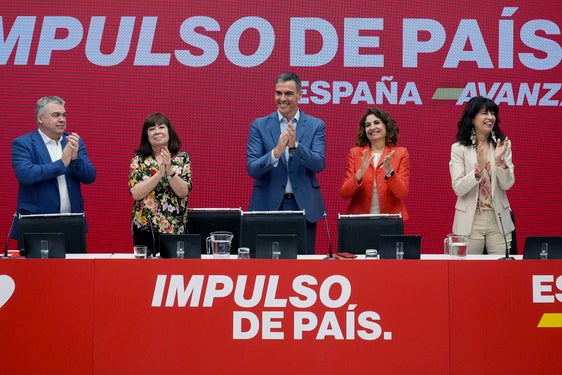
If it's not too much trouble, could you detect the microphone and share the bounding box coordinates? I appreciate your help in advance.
[2,212,16,258]
[497,211,515,260]
[323,212,337,260]
[147,215,157,258]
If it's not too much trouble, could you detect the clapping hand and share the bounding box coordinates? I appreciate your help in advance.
[382,150,395,174]
[476,141,487,170]
[287,120,296,148]
[159,147,173,176]
[62,133,80,166]
[494,136,510,163]
[356,149,376,182]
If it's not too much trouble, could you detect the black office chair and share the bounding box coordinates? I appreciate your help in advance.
[240,210,307,255]
[337,213,404,254]
[187,208,242,254]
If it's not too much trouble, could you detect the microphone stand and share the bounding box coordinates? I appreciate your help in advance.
[322,213,338,260]
[497,212,515,260]
[148,216,156,258]
[2,212,16,259]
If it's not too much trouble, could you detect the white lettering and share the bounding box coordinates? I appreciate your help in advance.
[294,311,318,340]
[319,275,351,308]
[290,17,337,66]
[262,311,284,339]
[86,16,135,66]
[166,274,204,307]
[176,16,220,67]
[402,19,446,68]
[134,17,170,65]
[0,16,36,65]
[233,275,267,308]
[357,311,382,340]
[316,311,344,339]
[533,275,555,303]
[36,16,82,65]
[224,17,274,67]
[203,275,233,306]
[264,275,287,307]
[444,19,493,68]
[233,311,259,339]
[290,275,318,308]
[343,18,384,67]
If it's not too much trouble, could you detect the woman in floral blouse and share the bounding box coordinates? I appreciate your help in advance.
[129,113,192,256]
[449,96,515,255]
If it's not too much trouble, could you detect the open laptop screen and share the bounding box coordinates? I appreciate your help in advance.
[159,234,202,258]
[22,232,66,258]
[523,236,562,259]
[378,234,422,260]
[255,234,298,259]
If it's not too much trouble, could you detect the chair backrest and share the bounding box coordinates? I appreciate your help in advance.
[523,236,562,259]
[187,208,242,254]
[337,213,404,254]
[18,213,86,254]
[240,211,307,255]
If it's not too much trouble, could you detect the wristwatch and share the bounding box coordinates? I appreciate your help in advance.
[167,171,176,180]
[289,142,298,155]
[385,169,395,180]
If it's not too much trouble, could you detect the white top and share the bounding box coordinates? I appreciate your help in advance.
[369,152,382,214]
[38,129,71,213]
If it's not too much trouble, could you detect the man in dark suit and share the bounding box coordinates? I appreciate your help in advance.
[10,96,96,240]
[246,73,326,254]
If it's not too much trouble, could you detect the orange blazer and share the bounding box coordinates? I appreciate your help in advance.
[340,145,410,220]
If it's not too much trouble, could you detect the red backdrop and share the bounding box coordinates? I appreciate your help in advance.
[1,1,561,254]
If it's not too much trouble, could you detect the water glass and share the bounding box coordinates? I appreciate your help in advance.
[134,245,147,259]
[176,241,185,259]
[395,242,404,260]
[272,241,281,259]
[237,247,250,259]
[446,234,469,258]
[540,243,548,260]
[40,240,49,259]
[365,249,379,260]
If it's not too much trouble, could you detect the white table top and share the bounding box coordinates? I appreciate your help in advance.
[66,253,524,260]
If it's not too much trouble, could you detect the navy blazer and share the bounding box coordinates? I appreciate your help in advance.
[246,111,326,223]
[10,130,96,238]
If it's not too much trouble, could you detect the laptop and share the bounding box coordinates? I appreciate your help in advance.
[378,234,422,259]
[159,234,202,259]
[22,232,66,258]
[523,236,562,259]
[255,234,298,259]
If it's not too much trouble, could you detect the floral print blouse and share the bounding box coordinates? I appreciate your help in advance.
[476,162,493,213]
[128,152,192,234]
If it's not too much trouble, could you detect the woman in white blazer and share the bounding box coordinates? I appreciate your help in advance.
[449,96,515,255]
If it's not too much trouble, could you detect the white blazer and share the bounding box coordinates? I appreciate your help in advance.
[449,142,515,235]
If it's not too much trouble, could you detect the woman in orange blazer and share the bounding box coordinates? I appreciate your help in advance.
[340,108,410,219]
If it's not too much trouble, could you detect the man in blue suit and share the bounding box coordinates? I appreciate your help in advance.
[10,96,96,240]
[247,73,326,254]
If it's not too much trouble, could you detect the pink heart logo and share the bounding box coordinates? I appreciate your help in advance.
[0,275,16,308]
